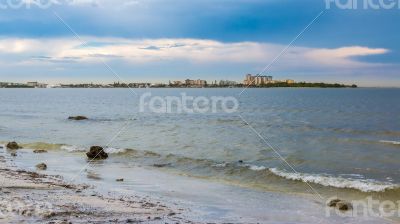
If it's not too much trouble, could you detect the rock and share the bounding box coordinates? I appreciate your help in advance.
[337,201,353,211]
[11,152,17,157]
[33,149,48,153]
[68,116,88,121]
[238,160,244,163]
[116,178,124,182]
[86,146,108,160]
[36,163,47,170]
[152,163,169,168]
[6,141,21,150]
[327,199,341,207]
[327,199,352,211]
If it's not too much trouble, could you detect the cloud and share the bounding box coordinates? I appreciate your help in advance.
[0,37,390,75]
[305,46,389,66]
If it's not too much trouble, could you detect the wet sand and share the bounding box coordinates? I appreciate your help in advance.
[0,154,190,223]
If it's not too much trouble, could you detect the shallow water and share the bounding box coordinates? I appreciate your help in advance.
[1,88,400,221]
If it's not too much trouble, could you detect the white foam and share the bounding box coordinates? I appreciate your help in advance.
[269,168,398,192]
[247,165,267,171]
[61,145,86,152]
[212,163,227,168]
[104,147,129,154]
[379,140,400,145]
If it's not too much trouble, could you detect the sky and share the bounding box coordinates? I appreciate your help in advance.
[0,0,399,86]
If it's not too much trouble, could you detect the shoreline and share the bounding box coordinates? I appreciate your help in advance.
[0,153,191,223]
[1,143,397,223]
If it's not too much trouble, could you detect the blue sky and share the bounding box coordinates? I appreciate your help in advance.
[0,0,399,86]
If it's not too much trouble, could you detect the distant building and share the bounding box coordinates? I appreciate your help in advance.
[172,81,183,86]
[219,80,237,86]
[27,82,48,88]
[286,79,295,84]
[185,79,207,87]
[244,74,273,86]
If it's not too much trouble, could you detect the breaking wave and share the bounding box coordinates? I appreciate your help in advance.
[379,140,400,145]
[269,168,398,192]
[246,165,267,171]
[104,147,133,154]
[60,145,133,154]
[60,145,86,152]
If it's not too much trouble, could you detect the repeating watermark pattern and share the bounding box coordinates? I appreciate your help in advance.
[0,0,58,9]
[325,0,400,10]
[139,92,239,114]
[326,197,400,218]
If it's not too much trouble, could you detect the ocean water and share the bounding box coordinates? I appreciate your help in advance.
[1,88,400,221]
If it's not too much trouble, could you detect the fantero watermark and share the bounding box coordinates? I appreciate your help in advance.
[139,92,239,114]
[325,0,400,10]
[326,197,400,218]
[0,0,57,9]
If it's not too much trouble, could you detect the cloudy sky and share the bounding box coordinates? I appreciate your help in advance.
[0,0,399,86]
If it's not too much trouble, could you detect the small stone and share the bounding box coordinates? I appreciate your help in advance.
[6,141,21,150]
[337,201,353,211]
[68,116,88,121]
[33,149,48,153]
[11,152,17,157]
[327,198,353,211]
[327,199,341,207]
[153,164,169,168]
[36,163,47,170]
[116,178,124,182]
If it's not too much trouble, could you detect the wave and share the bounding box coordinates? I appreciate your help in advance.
[104,147,133,154]
[60,145,87,152]
[246,165,267,171]
[379,140,400,145]
[5,140,400,194]
[60,145,134,154]
[269,168,398,192]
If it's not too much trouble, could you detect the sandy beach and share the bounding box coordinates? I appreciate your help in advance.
[0,153,191,223]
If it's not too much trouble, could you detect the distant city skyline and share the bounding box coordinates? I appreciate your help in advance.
[0,0,399,87]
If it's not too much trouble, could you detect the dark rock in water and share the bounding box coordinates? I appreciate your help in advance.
[327,199,341,207]
[86,146,108,160]
[238,160,244,163]
[327,199,352,211]
[68,116,88,121]
[11,152,17,157]
[337,201,353,211]
[152,163,170,168]
[116,178,124,182]
[6,142,21,150]
[36,163,47,170]
[33,149,48,154]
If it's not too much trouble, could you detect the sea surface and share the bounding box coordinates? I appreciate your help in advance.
[1,88,400,222]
